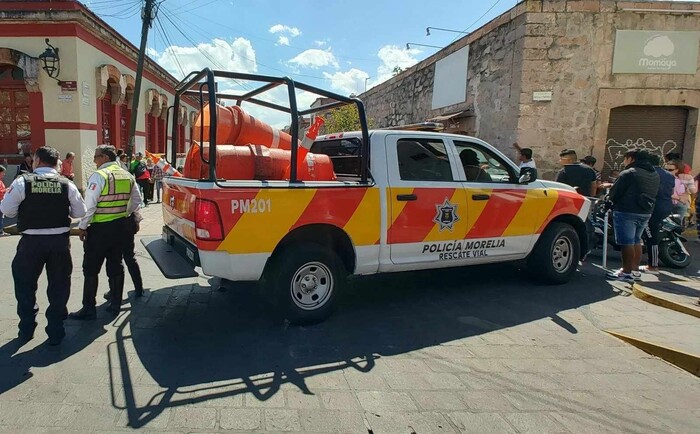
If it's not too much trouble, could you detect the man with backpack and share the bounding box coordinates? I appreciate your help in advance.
[130,152,151,206]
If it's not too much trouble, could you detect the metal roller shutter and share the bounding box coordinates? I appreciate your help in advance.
[603,106,688,180]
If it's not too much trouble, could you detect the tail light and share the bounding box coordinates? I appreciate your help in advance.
[195,199,224,241]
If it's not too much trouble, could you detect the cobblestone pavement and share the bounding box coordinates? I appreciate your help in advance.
[0,205,699,433]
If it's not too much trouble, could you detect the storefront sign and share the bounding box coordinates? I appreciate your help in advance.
[60,81,77,91]
[612,30,700,74]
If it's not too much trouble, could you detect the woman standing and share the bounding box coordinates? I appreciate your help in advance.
[665,162,689,224]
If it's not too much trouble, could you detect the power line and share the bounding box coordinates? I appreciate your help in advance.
[159,8,255,91]
[450,0,504,43]
[161,5,331,82]
[155,16,187,79]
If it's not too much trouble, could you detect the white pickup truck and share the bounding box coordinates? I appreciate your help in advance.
[145,69,591,324]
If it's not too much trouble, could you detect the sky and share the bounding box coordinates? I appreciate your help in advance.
[84,0,695,127]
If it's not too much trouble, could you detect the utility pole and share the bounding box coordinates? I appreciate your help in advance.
[127,0,157,158]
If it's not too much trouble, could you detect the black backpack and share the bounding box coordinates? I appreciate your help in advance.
[134,162,147,178]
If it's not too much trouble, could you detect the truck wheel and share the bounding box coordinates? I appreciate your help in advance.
[269,244,345,325]
[527,222,580,284]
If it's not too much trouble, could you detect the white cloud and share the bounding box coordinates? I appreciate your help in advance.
[151,37,257,79]
[323,68,369,95]
[269,24,301,38]
[277,36,290,46]
[288,49,339,69]
[314,40,327,47]
[375,44,421,83]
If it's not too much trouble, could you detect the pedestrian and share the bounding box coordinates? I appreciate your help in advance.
[0,146,87,345]
[149,159,164,203]
[69,145,143,320]
[18,152,33,174]
[640,154,674,274]
[673,159,696,225]
[118,153,129,171]
[696,173,700,241]
[664,162,689,224]
[0,165,9,236]
[581,155,602,196]
[145,158,156,202]
[606,150,660,282]
[130,152,151,206]
[512,142,537,178]
[556,149,598,197]
[60,152,75,181]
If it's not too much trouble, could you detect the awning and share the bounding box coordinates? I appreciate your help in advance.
[428,110,473,122]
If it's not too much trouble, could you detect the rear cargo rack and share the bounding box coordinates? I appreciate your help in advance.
[170,69,371,184]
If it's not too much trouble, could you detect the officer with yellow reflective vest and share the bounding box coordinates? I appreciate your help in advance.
[69,145,143,319]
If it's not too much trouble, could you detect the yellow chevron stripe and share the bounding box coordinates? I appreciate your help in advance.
[465,188,492,235]
[502,189,556,237]
[217,189,317,254]
[423,189,470,242]
[389,187,413,227]
[344,188,381,246]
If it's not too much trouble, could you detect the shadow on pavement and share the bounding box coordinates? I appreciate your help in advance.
[111,262,622,428]
[0,312,112,397]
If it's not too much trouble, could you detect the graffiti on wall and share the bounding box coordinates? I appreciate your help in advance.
[604,138,679,173]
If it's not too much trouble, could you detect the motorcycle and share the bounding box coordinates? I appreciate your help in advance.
[588,197,691,269]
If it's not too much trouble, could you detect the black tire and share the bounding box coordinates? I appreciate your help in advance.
[527,222,580,284]
[658,240,691,269]
[266,244,346,325]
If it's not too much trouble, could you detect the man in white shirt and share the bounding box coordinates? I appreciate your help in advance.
[513,142,537,180]
[0,146,86,345]
[69,145,143,320]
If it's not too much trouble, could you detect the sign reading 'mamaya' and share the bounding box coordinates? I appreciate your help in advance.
[612,30,699,74]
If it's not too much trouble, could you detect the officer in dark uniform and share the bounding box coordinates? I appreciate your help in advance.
[0,146,86,345]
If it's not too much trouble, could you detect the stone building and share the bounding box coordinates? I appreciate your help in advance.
[0,0,198,188]
[360,0,700,179]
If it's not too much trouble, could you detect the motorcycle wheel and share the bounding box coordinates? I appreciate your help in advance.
[659,240,691,269]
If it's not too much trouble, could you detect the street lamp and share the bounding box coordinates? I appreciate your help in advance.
[406,43,443,50]
[364,77,369,92]
[38,38,61,84]
[426,27,469,36]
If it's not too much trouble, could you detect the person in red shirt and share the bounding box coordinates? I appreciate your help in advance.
[60,152,75,181]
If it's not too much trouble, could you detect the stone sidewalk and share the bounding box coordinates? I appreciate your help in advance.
[0,204,699,433]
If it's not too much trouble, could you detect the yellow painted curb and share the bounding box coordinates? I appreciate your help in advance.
[633,285,700,320]
[605,330,700,377]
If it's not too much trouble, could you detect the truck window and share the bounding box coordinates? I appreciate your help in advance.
[454,140,514,183]
[310,138,361,176]
[397,138,453,182]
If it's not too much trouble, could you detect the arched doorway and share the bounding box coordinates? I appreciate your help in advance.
[0,65,31,155]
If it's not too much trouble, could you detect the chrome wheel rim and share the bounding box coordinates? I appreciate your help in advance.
[552,236,573,273]
[290,262,333,311]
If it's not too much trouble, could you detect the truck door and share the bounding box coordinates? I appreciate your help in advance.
[386,135,469,265]
[452,139,546,261]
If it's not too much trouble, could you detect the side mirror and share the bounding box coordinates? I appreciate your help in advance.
[519,167,537,184]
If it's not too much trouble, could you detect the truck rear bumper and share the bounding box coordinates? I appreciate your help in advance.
[141,226,200,279]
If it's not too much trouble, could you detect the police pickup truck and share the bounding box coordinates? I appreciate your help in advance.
[145,69,591,324]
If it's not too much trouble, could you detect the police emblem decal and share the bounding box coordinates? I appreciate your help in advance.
[433,198,460,231]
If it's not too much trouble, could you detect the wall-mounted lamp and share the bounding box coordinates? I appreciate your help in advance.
[406,43,443,50]
[426,27,469,36]
[38,38,61,84]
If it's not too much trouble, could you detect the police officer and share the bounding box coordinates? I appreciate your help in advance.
[0,146,86,345]
[69,145,143,319]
